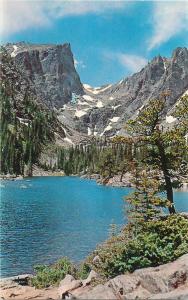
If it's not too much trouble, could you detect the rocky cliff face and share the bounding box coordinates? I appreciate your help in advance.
[6,42,83,108]
[5,43,188,144]
[70,47,188,138]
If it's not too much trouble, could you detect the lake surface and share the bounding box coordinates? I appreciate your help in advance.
[0,176,188,277]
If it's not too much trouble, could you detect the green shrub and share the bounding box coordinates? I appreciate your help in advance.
[31,257,76,288]
[76,262,91,280]
[87,215,188,278]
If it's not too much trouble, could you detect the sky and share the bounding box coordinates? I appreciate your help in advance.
[1,0,188,86]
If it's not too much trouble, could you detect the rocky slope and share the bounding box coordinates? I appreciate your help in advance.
[0,47,66,146]
[73,47,188,138]
[47,46,188,140]
[1,253,188,300]
[5,43,188,145]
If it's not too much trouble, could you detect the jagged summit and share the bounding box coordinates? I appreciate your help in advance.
[4,43,188,144]
[5,42,84,108]
[68,46,188,139]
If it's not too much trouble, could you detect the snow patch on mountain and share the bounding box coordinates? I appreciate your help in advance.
[110,117,120,123]
[88,127,92,136]
[77,100,91,106]
[100,124,112,136]
[75,109,87,118]
[118,79,123,85]
[96,101,103,108]
[166,115,177,124]
[112,105,121,110]
[83,84,92,89]
[83,95,94,102]
[98,84,112,93]
[11,45,18,58]
[64,137,74,145]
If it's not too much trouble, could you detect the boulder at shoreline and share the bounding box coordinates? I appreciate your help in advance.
[1,254,188,300]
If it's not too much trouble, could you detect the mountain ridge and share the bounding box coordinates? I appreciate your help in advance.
[4,42,188,145]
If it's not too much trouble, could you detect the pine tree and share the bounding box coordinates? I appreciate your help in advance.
[126,95,188,214]
[126,163,169,228]
[0,47,55,176]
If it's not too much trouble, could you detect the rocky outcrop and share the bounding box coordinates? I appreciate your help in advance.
[75,254,188,299]
[73,254,188,299]
[5,42,83,108]
[1,254,188,300]
[0,274,58,300]
[58,275,82,298]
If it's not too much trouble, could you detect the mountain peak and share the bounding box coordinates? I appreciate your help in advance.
[5,42,83,108]
[172,47,188,58]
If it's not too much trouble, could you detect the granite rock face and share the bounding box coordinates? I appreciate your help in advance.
[4,43,188,144]
[6,42,83,108]
[55,47,188,140]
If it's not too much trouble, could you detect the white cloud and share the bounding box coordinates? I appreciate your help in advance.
[104,50,148,73]
[0,1,51,36]
[148,1,188,50]
[0,0,126,36]
[74,58,86,69]
[118,53,148,73]
[53,1,125,18]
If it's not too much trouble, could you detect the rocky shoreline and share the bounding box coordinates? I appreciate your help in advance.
[1,170,188,191]
[1,254,188,300]
[80,173,133,187]
[0,171,132,187]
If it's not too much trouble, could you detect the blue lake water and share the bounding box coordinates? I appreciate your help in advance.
[0,176,188,277]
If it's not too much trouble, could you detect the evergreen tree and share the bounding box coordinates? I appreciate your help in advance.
[126,163,168,228]
[126,96,188,214]
[0,48,55,176]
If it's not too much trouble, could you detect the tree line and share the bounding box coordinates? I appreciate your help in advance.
[0,48,55,176]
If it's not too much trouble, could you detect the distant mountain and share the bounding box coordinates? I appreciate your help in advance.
[5,43,188,145]
[72,47,188,138]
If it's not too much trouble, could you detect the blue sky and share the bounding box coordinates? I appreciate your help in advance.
[1,1,188,86]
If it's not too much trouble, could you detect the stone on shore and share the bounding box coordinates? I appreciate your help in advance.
[76,284,117,299]
[75,253,188,299]
[1,254,188,299]
[58,275,82,299]
[82,270,99,287]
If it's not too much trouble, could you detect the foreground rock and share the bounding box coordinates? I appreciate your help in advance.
[0,274,59,300]
[58,275,82,299]
[72,254,188,299]
[1,254,188,299]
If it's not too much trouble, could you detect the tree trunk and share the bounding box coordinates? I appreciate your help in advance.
[164,173,175,214]
[120,166,126,182]
[156,140,176,214]
[120,171,124,182]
